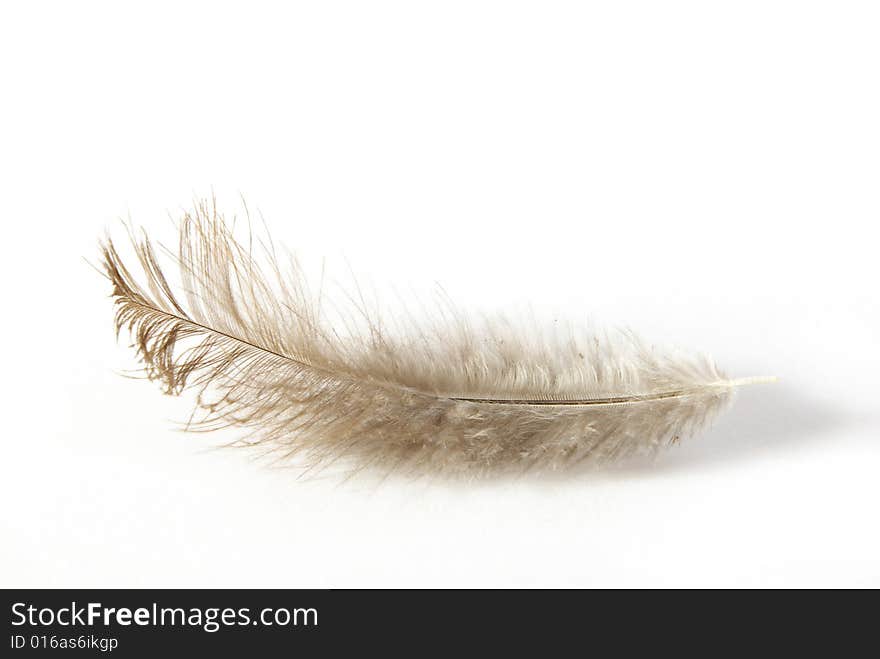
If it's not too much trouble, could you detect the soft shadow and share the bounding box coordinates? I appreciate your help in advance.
[607,383,857,477]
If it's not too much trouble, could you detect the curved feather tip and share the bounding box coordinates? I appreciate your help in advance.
[100,201,772,477]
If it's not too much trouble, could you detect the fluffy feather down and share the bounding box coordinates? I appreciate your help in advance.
[101,202,763,477]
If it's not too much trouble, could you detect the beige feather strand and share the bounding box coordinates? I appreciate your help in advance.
[100,202,774,477]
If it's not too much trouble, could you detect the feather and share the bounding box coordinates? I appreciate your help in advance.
[100,201,774,477]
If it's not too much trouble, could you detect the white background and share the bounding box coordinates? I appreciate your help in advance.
[1,1,878,588]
